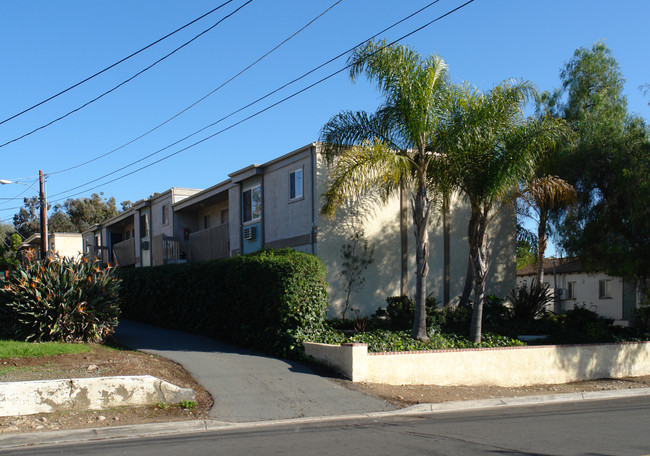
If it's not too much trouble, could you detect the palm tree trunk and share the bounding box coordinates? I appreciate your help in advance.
[443,192,450,309]
[458,256,473,307]
[536,214,548,285]
[411,178,430,341]
[469,204,489,343]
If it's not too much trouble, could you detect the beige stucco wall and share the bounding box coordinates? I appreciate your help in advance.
[304,341,650,386]
[50,233,83,259]
[261,149,314,248]
[315,150,517,318]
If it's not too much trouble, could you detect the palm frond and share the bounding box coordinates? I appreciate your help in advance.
[321,140,412,218]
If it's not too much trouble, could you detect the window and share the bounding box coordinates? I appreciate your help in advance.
[242,185,262,223]
[162,205,169,225]
[599,279,611,299]
[139,214,149,238]
[220,209,229,225]
[203,214,211,230]
[289,169,303,200]
[567,281,576,299]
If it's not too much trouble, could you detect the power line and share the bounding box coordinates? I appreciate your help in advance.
[48,0,446,198]
[51,0,440,197]
[49,0,342,176]
[0,0,254,149]
[0,1,235,127]
[48,0,476,203]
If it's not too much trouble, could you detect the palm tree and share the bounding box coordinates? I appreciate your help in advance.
[442,81,570,343]
[320,39,448,341]
[519,174,576,284]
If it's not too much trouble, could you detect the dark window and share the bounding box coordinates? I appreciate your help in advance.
[290,169,303,200]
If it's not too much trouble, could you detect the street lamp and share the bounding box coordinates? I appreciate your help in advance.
[0,170,48,258]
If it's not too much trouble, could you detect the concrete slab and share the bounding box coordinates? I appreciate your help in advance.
[0,375,195,417]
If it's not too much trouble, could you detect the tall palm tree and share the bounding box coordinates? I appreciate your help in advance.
[519,175,576,284]
[320,39,449,341]
[442,81,570,343]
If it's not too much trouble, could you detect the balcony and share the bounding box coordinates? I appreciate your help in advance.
[113,238,136,267]
[188,223,229,262]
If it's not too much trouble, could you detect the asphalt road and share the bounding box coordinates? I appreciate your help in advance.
[4,396,650,455]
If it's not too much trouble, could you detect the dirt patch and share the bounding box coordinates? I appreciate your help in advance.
[0,343,212,434]
[334,376,650,408]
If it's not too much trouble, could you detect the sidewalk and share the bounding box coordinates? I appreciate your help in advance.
[112,320,397,422]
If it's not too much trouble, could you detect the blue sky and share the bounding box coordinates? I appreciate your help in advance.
[1,0,648,228]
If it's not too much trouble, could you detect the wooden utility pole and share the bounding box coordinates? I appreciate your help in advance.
[39,170,48,258]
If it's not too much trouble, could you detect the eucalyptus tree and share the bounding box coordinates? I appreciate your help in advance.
[442,81,569,343]
[320,39,449,341]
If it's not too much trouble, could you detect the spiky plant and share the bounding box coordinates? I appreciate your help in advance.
[0,252,120,342]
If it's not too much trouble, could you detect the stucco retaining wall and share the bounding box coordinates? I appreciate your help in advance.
[304,341,650,386]
[0,375,195,417]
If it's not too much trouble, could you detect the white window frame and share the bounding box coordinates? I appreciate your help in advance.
[567,281,576,299]
[162,204,169,225]
[289,168,303,201]
[242,185,262,223]
[599,279,611,299]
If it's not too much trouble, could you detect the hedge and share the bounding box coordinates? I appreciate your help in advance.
[117,249,328,357]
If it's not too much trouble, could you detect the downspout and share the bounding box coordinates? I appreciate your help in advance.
[261,170,265,250]
[311,144,317,255]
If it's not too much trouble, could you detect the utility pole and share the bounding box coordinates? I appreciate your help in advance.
[39,170,48,258]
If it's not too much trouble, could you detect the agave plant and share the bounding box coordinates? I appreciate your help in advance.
[507,279,554,322]
[0,253,120,342]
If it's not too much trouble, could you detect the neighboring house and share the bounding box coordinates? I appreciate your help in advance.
[516,258,640,325]
[19,232,83,260]
[84,143,516,317]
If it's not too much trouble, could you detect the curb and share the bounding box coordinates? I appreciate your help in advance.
[2,387,649,449]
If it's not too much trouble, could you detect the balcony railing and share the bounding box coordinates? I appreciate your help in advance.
[152,235,184,266]
[188,223,229,262]
[113,238,136,267]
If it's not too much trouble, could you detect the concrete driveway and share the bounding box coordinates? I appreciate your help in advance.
[114,320,396,422]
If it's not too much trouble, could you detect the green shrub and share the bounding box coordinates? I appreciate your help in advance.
[546,306,616,344]
[0,254,120,343]
[118,249,328,358]
[382,295,439,330]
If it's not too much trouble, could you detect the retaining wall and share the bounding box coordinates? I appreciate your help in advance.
[303,341,650,386]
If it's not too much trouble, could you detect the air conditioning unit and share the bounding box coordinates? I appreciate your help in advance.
[243,226,257,240]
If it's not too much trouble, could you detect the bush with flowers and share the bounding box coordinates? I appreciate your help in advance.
[0,251,120,342]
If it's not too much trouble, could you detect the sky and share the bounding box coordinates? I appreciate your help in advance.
[0,0,648,232]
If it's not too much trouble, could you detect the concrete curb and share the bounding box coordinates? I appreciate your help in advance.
[1,387,649,449]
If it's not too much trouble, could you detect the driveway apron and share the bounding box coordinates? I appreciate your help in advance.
[114,320,396,422]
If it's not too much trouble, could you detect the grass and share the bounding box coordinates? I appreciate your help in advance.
[0,340,93,359]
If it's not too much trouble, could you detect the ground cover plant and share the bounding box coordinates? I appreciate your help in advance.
[303,294,650,353]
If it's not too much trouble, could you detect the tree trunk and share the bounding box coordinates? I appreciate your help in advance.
[411,175,431,341]
[468,203,489,344]
[458,256,473,307]
[536,213,548,285]
[443,192,450,309]
[400,180,409,296]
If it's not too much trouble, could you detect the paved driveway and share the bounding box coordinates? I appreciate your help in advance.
[114,320,395,422]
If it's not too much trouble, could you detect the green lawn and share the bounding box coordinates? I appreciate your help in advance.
[0,340,92,359]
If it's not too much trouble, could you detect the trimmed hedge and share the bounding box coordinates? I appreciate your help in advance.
[118,249,328,357]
